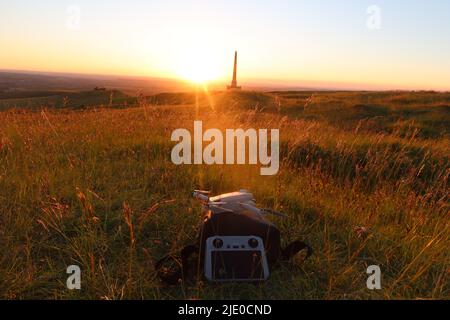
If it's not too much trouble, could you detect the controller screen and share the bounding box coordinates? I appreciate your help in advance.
[210,251,264,280]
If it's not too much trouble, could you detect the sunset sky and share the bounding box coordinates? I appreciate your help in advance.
[1,0,450,90]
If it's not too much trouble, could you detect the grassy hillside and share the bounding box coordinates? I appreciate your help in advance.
[0,71,193,97]
[0,89,135,110]
[0,91,448,299]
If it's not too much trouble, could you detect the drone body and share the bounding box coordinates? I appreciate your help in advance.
[155,189,311,284]
[193,189,286,217]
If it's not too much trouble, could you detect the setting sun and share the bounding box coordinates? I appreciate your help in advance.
[174,48,224,84]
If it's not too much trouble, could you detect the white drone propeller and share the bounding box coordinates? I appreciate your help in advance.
[192,190,233,212]
[193,190,287,217]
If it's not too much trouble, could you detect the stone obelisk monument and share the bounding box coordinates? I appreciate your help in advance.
[227,51,241,90]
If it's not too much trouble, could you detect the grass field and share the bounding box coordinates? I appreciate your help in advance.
[0,90,448,299]
[0,90,136,110]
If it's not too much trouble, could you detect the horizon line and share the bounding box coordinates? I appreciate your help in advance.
[0,68,448,93]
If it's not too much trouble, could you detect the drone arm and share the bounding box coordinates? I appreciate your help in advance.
[193,191,209,201]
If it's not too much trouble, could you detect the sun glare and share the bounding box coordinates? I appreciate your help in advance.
[174,49,223,84]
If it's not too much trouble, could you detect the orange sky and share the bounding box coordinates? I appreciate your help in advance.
[1,1,450,90]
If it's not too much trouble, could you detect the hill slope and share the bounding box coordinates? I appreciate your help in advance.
[0,91,448,299]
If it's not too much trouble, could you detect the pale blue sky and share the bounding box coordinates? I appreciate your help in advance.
[1,0,449,89]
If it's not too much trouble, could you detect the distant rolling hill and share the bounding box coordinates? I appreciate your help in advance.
[0,89,135,110]
[0,70,193,97]
[0,70,196,110]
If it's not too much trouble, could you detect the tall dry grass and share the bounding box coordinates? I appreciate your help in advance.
[0,91,448,299]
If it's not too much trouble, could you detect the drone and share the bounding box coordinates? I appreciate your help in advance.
[155,189,310,284]
[192,189,286,218]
